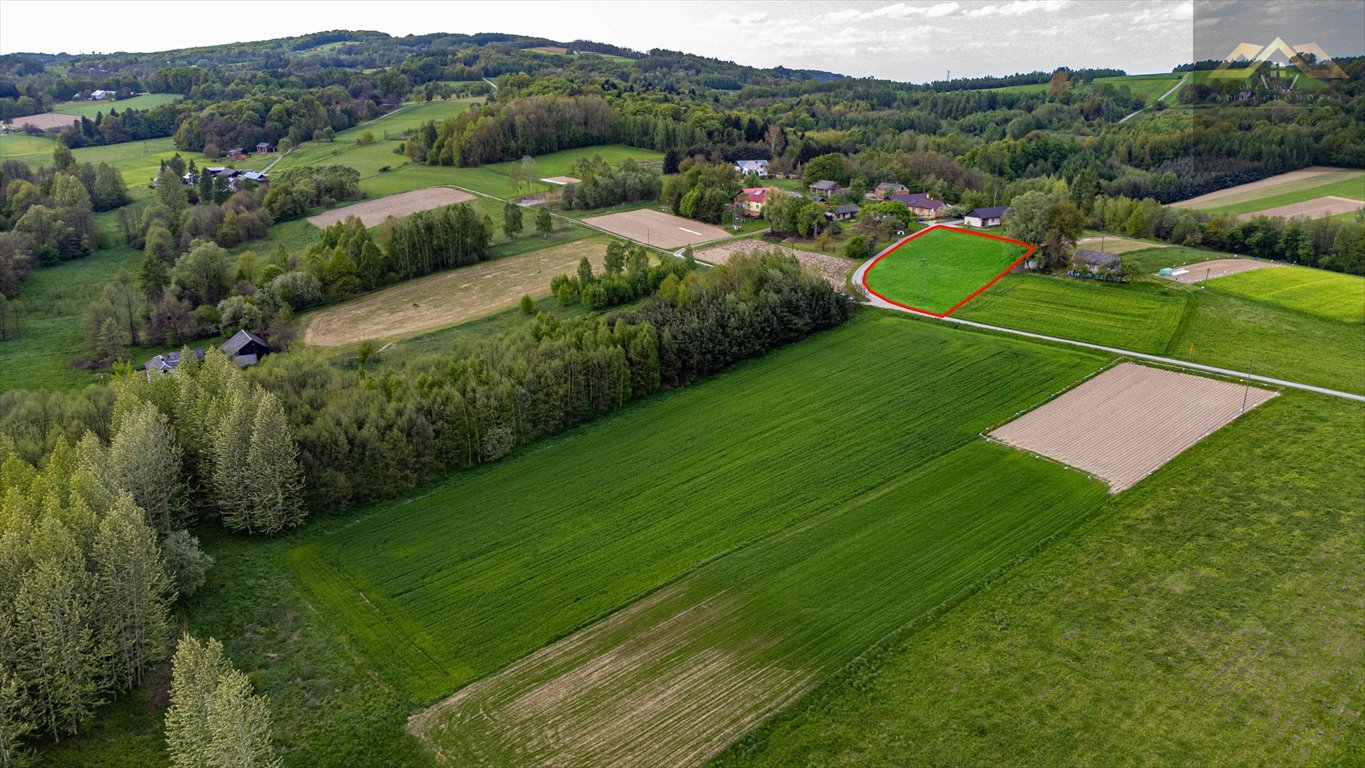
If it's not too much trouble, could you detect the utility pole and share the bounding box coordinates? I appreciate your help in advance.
[921,257,928,304]
[1242,359,1252,413]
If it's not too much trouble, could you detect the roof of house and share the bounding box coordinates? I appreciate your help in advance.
[809,180,842,191]
[241,171,268,182]
[967,206,1009,219]
[256,142,273,148]
[736,187,772,205]
[143,348,205,372]
[735,159,770,169]
[888,193,945,210]
[875,182,905,191]
[221,329,270,356]
[833,204,860,214]
[1073,249,1122,266]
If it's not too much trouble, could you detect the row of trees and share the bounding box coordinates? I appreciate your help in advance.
[551,241,693,311]
[558,156,662,210]
[403,94,619,166]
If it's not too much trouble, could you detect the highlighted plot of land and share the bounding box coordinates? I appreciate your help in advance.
[306,186,475,229]
[861,225,1033,316]
[989,363,1277,492]
[583,209,729,249]
[1158,258,1282,284]
[1210,265,1365,324]
[8,112,80,131]
[1236,195,1364,222]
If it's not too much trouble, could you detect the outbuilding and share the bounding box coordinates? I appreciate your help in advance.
[964,206,1008,228]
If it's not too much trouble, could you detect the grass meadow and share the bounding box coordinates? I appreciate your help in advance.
[718,392,1365,767]
[52,93,182,117]
[1209,265,1365,323]
[863,226,1029,314]
[1198,173,1365,216]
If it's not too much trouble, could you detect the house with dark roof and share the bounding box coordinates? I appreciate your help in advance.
[255,142,275,153]
[887,193,946,220]
[808,179,845,198]
[225,148,248,159]
[1069,249,1124,281]
[964,206,1008,228]
[221,330,271,367]
[826,203,860,222]
[143,349,206,377]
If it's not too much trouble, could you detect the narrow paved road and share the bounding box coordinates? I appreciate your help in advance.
[851,249,1365,404]
[1117,73,1188,124]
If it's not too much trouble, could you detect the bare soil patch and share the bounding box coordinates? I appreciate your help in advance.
[584,209,730,249]
[8,112,80,131]
[1159,258,1283,284]
[541,176,580,185]
[1075,236,1168,254]
[1170,167,1351,208]
[989,362,1276,492]
[696,239,851,291]
[409,587,813,768]
[306,187,475,229]
[303,238,605,346]
[1237,195,1365,222]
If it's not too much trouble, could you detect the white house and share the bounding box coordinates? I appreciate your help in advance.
[964,206,1008,228]
[90,89,115,100]
[734,159,770,178]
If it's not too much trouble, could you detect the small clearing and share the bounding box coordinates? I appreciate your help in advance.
[1075,236,1168,254]
[1237,195,1365,222]
[307,186,475,229]
[989,362,1277,492]
[695,239,851,291]
[7,112,80,131]
[1170,167,1351,208]
[303,238,606,346]
[583,209,730,249]
[1159,258,1282,284]
[540,176,580,185]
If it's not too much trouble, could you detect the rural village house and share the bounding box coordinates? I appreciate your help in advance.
[964,206,1008,228]
[256,142,276,153]
[872,182,909,199]
[1069,249,1124,281]
[734,187,777,218]
[808,179,844,198]
[90,89,114,100]
[826,203,860,221]
[143,330,272,379]
[888,192,946,220]
[734,159,770,177]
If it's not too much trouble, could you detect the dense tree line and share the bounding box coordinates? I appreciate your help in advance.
[558,155,662,210]
[551,240,692,310]
[261,166,362,222]
[660,161,741,224]
[404,94,618,166]
[57,103,185,148]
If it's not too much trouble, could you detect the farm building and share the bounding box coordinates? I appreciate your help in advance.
[225,148,248,159]
[90,89,115,100]
[872,182,909,199]
[826,203,860,221]
[964,206,1008,227]
[222,329,271,367]
[734,159,770,177]
[143,349,206,376]
[888,193,946,220]
[1069,249,1124,281]
[809,180,845,198]
[734,187,777,218]
[255,142,276,153]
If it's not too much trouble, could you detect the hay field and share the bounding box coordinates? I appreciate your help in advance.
[1169,167,1358,208]
[584,209,730,248]
[306,187,475,229]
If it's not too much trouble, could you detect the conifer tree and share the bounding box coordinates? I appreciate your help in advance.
[0,671,35,768]
[108,401,186,535]
[165,635,279,768]
[92,494,173,689]
[243,393,305,535]
[213,388,257,532]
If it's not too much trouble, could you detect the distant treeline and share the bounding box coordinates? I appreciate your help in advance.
[926,67,1127,93]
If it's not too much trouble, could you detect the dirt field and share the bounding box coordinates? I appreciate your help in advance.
[584,209,730,249]
[303,238,605,346]
[1075,236,1168,254]
[1237,195,1365,222]
[695,239,851,291]
[988,362,1276,492]
[409,586,814,768]
[7,112,80,131]
[541,175,580,185]
[306,186,475,229]
[1170,167,1349,208]
[1159,258,1283,284]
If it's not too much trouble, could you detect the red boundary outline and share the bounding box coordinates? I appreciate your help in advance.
[861,225,1036,318]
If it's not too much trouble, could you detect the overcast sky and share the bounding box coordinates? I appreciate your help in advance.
[0,0,1358,83]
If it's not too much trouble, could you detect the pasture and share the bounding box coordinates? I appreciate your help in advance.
[1091,73,1183,103]
[302,236,607,346]
[1074,235,1167,254]
[583,208,729,248]
[1207,265,1365,323]
[5,111,80,131]
[52,93,181,117]
[720,393,1365,767]
[989,362,1276,492]
[861,226,1032,315]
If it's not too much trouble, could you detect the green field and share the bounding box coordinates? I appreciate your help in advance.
[1198,174,1365,216]
[863,227,1029,314]
[1210,265,1365,323]
[956,273,1189,354]
[52,93,182,117]
[719,392,1364,767]
[1091,73,1182,103]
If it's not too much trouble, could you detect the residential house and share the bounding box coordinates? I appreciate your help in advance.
[143,349,206,377]
[221,330,271,367]
[225,148,248,159]
[734,187,777,218]
[240,171,269,185]
[1069,249,1124,281]
[888,192,946,220]
[255,142,276,153]
[826,203,860,222]
[873,182,909,200]
[963,206,1008,228]
[808,179,844,198]
[90,89,115,100]
[734,159,770,178]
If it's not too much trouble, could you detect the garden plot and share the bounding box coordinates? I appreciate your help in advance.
[307,186,475,229]
[583,209,730,249]
[1159,258,1282,284]
[989,362,1277,492]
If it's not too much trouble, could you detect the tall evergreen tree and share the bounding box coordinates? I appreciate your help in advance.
[92,494,173,689]
[502,202,523,239]
[165,635,279,768]
[213,389,256,532]
[243,393,305,535]
[107,400,186,535]
[0,671,35,768]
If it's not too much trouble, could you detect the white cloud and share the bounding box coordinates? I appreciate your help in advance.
[974,0,1072,17]
[823,2,960,22]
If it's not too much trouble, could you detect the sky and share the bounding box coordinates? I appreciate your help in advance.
[0,0,1359,83]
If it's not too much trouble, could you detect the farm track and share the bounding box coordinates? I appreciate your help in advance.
[853,246,1365,403]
